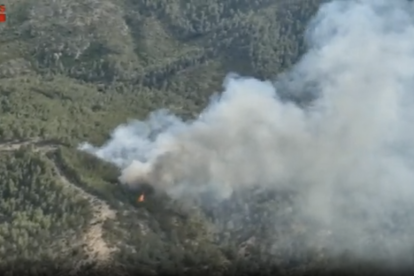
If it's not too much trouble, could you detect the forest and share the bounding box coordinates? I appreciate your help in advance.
[0,0,404,275]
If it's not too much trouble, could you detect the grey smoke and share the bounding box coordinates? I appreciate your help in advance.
[79,0,414,267]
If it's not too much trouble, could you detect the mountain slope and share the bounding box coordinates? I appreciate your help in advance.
[0,0,332,275]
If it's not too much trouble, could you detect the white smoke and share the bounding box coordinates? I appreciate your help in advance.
[79,0,414,267]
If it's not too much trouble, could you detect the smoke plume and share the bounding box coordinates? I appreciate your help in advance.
[80,0,414,268]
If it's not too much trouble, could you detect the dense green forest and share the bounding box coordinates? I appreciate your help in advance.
[0,0,398,275]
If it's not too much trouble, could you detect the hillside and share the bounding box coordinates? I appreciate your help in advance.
[0,0,395,275]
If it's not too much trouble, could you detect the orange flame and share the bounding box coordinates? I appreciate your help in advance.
[137,194,145,202]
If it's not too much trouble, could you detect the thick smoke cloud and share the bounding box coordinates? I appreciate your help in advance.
[79,0,414,267]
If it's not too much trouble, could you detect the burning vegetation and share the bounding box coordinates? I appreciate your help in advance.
[137,194,145,202]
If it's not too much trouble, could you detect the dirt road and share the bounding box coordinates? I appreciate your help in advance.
[0,139,117,268]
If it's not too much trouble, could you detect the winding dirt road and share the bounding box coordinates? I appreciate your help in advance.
[0,138,118,269]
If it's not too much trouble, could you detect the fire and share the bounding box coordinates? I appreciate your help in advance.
[137,194,145,202]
